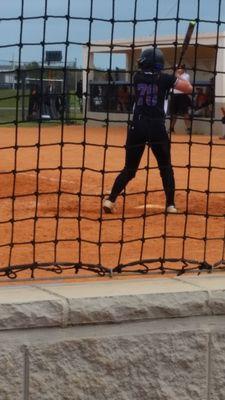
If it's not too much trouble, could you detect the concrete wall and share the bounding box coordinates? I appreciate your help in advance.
[1,274,225,399]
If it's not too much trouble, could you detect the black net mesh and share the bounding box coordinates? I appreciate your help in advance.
[0,0,225,279]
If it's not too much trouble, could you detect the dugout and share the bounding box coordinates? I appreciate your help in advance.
[83,31,225,136]
[20,74,74,122]
[24,78,65,121]
[90,81,133,113]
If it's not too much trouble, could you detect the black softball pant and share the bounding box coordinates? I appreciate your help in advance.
[108,117,175,206]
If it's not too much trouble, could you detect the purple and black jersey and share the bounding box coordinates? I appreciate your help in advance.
[133,71,176,119]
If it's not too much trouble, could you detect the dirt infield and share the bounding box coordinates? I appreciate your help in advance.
[0,124,225,280]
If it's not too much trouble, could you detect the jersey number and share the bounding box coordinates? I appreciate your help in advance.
[137,83,158,106]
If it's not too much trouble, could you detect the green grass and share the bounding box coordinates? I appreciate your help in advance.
[0,89,29,107]
[0,89,17,108]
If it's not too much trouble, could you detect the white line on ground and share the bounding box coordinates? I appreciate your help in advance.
[135,204,164,209]
[25,172,75,185]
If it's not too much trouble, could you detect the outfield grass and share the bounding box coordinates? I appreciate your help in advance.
[0,89,17,105]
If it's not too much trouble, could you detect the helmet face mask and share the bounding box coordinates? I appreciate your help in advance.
[138,48,164,71]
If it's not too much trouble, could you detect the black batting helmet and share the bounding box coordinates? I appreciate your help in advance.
[138,48,164,71]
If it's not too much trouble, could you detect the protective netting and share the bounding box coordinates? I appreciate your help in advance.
[0,0,225,279]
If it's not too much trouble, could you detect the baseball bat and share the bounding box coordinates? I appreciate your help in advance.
[177,20,196,67]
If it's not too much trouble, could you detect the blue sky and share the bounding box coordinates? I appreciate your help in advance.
[0,0,224,68]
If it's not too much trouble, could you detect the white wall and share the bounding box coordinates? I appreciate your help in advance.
[83,33,225,134]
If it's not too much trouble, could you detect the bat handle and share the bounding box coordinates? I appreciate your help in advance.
[177,51,185,68]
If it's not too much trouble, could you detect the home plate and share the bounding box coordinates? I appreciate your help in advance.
[135,203,164,210]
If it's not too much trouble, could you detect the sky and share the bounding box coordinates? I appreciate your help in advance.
[0,0,225,68]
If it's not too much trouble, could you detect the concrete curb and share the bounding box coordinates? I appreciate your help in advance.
[1,274,225,330]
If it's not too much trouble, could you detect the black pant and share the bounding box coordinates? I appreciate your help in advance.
[109,117,175,206]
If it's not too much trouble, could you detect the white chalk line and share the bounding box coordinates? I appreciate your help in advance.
[25,172,75,186]
[135,203,164,210]
[6,173,165,211]
[10,172,103,209]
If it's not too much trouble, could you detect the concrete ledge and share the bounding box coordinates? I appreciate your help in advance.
[0,285,67,330]
[1,274,225,330]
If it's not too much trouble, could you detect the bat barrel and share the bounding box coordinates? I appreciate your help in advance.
[177,21,196,67]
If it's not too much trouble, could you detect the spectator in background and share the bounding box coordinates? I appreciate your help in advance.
[76,79,83,112]
[117,85,130,112]
[194,87,209,117]
[115,67,120,81]
[194,79,215,118]
[105,69,114,83]
[204,78,215,116]
[219,107,225,140]
[27,85,41,120]
[169,64,192,134]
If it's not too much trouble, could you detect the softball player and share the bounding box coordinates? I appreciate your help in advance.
[103,48,193,214]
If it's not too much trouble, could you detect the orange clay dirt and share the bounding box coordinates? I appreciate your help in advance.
[0,124,225,282]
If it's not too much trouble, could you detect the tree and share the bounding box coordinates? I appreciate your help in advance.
[24,62,41,79]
